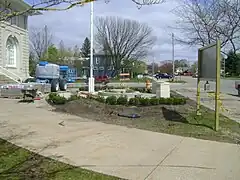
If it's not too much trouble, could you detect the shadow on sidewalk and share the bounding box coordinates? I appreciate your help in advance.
[161,107,213,130]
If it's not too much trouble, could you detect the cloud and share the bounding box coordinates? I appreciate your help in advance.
[27,0,197,62]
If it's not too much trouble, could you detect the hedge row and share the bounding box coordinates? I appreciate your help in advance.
[78,86,151,93]
[48,93,80,105]
[48,92,187,106]
[98,96,187,106]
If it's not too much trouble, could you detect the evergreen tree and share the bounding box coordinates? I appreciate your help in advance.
[81,37,90,57]
[225,51,240,76]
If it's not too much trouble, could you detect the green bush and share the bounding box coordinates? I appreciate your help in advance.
[139,97,150,106]
[158,97,186,105]
[96,96,105,103]
[159,98,167,104]
[117,96,128,105]
[179,98,187,105]
[68,95,80,101]
[105,96,117,105]
[149,98,159,105]
[79,87,88,91]
[48,93,67,105]
[167,98,175,105]
[48,92,57,100]
[128,97,140,106]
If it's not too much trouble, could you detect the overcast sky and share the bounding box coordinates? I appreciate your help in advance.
[26,0,197,62]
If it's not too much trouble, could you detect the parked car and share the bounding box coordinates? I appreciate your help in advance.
[85,75,109,84]
[192,73,198,78]
[154,73,173,79]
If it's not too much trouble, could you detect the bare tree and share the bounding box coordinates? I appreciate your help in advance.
[95,16,155,72]
[73,45,81,57]
[29,25,53,60]
[173,0,240,54]
[0,0,166,22]
[58,40,66,60]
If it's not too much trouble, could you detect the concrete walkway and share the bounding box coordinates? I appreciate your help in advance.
[0,99,239,180]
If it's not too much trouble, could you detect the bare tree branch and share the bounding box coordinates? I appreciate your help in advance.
[29,25,53,60]
[95,16,155,72]
[172,0,240,54]
[0,0,167,22]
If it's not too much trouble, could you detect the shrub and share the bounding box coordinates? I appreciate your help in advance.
[48,92,57,100]
[139,97,150,106]
[158,98,167,104]
[158,97,187,105]
[105,96,117,105]
[96,96,105,103]
[48,93,67,105]
[128,97,140,106]
[178,97,187,105]
[79,87,88,91]
[167,98,175,105]
[117,96,128,105]
[149,98,159,105]
[68,95,80,101]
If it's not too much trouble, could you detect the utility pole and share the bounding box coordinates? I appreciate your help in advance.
[172,33,175,81]
[44,25,48,59]
[223,58,226,78]
[88,1,95,93]
[152,56,155,77]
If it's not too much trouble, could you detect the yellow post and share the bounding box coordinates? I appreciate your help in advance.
[215,39,221,131]
[196,49,201,116]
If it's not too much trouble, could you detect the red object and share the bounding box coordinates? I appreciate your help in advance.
[34,97,41,100]
[183,72,193,76]
[95,75,109,84]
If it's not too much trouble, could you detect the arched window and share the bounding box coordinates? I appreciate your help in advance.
[6,36,17,67]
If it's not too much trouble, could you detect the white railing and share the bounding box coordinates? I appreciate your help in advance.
[0,66,22,83]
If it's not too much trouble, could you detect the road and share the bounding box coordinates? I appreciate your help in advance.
[172,76,237,95]
[70,77,237,95]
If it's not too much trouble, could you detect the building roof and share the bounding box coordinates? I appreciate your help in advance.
[8,0,42,15]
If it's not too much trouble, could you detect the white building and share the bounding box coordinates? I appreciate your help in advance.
[0,0,39,83]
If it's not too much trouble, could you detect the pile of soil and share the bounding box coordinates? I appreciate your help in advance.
[52,95,240,144]
[54,97,195,124]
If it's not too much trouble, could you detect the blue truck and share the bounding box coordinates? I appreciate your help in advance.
[34,61,77,92]
[59,65,77,83]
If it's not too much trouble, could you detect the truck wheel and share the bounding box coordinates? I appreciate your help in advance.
[51,79,59,92]
[238,86,240,96]
[60,79,67,91]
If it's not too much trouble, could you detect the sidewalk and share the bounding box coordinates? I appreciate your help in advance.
[175,88,240,123]
[0,99,239,180]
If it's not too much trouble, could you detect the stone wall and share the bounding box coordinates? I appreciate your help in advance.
[0,21,29,79]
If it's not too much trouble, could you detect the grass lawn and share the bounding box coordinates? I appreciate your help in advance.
[0,139,122,180]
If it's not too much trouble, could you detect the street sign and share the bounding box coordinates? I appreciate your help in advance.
[196,40,221,131]
[198,43,217,81]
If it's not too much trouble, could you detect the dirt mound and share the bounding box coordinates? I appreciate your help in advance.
[54,97,193,123]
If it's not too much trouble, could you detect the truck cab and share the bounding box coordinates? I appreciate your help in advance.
[59,65,77,83]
